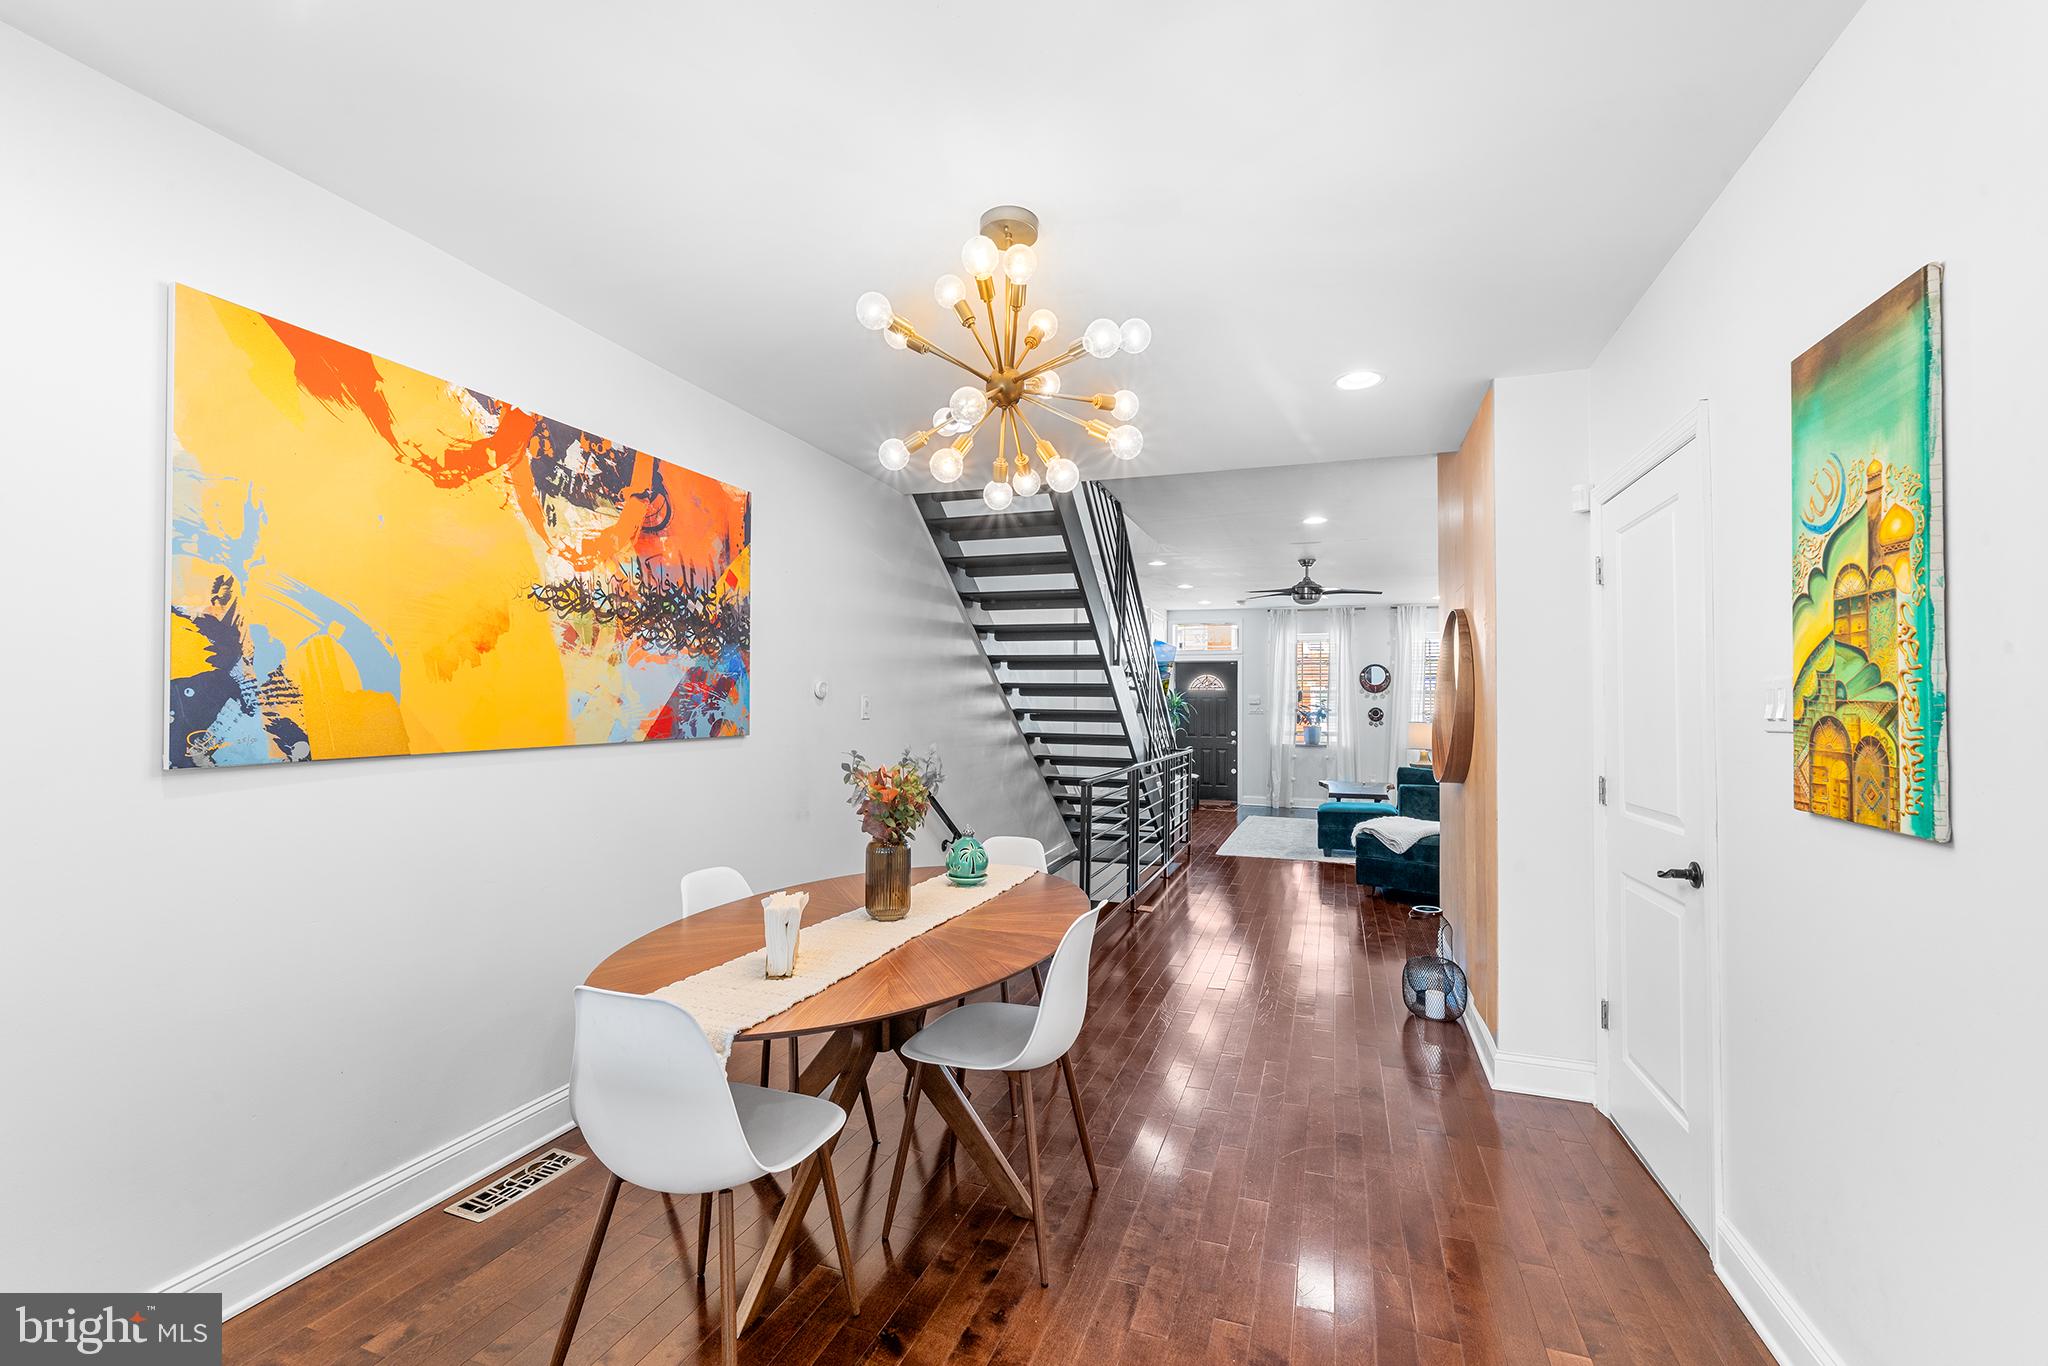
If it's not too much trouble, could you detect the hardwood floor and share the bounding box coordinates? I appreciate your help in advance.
[224,808,1772,1365]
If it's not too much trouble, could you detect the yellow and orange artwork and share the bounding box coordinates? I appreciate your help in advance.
[166,285,750,768]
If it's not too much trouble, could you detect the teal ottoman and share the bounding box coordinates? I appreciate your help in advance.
[1318,799,1395,855]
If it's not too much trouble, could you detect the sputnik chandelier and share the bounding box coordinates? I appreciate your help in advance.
[855,205,1150,511]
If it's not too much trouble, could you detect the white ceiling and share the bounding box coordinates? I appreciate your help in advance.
[1114,455,1439,613]
[2,1,1859,489]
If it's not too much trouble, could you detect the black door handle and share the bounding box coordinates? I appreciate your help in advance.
[1656,862,1704,889]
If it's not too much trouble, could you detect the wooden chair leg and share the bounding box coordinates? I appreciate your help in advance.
[1060,1054,1100,1190]
[1018,1069,1050,1287]
[999,979,1010,1003]
[1030,963,1044,996]
[758,1040,771,1086]
[859,1080,880,1146]
[718,1188,738,1366]
[788,1036,801,1089]
[817,1145,861,1315]
[883,1061,924,1239]
[549,1171,622,1366]
[696,1192,711,1282]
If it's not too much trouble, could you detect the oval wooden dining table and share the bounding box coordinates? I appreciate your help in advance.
[584,865,1093,1330]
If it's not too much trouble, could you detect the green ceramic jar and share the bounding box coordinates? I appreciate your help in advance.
[945,834,990,885]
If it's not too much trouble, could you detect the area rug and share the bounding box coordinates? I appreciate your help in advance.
[1216,815,1353,865]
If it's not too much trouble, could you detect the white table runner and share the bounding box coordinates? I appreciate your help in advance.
[650,863,1040,1055]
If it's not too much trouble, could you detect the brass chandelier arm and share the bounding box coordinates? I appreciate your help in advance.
[962,318,999,370]
[1024,395,1089,429]
[985,293,1007,369]
[1016,341,1086,383]
[921,339,991,383]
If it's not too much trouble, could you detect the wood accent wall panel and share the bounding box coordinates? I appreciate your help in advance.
[1437,387,1500,1029]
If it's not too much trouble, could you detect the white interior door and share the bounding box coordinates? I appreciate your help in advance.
[1597,426,1717,1239]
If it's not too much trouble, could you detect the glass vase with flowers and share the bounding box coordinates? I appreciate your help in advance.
[841,748,944,921]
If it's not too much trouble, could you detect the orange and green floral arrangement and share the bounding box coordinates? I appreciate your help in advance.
[841,748,944,846]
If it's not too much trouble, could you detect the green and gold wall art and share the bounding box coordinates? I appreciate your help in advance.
[1790,265,1948,841]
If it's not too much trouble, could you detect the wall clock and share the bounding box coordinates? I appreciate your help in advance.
[1433,609,1476,783]
[1359,663,1391,694]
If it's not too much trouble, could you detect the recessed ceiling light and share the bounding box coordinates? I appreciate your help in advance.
[1335,369,1384,390]
[1176,583,1193,590]
[1198,600,1211,606]
[1148,559,1166,567]
[1302,514,1328,526]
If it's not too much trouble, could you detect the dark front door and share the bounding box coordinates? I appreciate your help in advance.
[1173,661,1238,802]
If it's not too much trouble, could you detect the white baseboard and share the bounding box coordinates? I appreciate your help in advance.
[1460,1010,1597,1101]
[157,1085,573,1318]
[1715,1219,1845,1366]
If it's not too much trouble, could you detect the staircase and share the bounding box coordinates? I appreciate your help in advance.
[916,481,1193,906]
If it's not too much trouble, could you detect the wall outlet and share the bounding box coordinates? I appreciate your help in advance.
[859,694,871,721]
[1762,676,1792,733]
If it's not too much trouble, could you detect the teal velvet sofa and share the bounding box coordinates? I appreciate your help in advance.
[1353,766,1440,900]
[1318,797,1397,855]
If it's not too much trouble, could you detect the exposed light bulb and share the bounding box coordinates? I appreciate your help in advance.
[1044,456,1081,493]
[951,385,990,424]
[1119,318,1153,354]
[883,327,907,350]
[1011,463,1043,497]
[1026,308,1059,342]
[961,234,1001,279]
[1082,318,1122,359]
[854,291,894,331]
[1025,371,1062,396]
[878,438,910,470]
[983,479,1016,511]
[1111,389,1140,421]
[1003,244,1038,285]
[1108,425,1144,460]
[930,447,964,484]
[934,274,968,308]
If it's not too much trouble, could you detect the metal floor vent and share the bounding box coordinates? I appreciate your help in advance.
[446,1148,584,1222]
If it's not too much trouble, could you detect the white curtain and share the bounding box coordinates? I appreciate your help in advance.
[1266,607,1298,807]
[1389,603,1434,770]
[1328,605,1361,783]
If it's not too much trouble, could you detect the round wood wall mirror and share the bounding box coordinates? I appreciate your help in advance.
[1433,609,1476,783]
[1358,663,1392,693]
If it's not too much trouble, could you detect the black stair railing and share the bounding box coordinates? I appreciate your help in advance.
[1074,481,1174,757]
[1074,748,1195,907]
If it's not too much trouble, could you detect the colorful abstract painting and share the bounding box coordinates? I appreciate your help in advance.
[1790,265,1947,840]
[166,285,750,768]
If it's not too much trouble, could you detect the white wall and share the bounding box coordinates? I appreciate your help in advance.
[1490,373,1599,1081]
[1586,0,2041,1359]
[0,24,1063,1305]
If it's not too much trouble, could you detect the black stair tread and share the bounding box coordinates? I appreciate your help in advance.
[960,589,1087,608]
[980,623,1097,641]
[1011,705,1122,719]
[1025,734,1134,748]
[925,511,1063,540]
[943,552,1077,576]
[990,656,1107,671]
[1005,681,1116,696]
[1037,753,1129,766]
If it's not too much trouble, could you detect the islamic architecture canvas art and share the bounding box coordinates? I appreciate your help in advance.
[1790,265,1948,841]
[165,285,751,768]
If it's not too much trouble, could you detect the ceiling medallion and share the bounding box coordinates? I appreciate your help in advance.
[856,206,1150,510]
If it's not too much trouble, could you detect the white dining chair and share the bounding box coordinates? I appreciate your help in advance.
[680,865,880,1142]
[553,987,859,1366]
[882,906,1101,1286]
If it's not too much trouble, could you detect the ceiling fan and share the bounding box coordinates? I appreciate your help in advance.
[1244,556,1383,606]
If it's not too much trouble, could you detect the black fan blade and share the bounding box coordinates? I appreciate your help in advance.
[1244,590,1296,598]
[1322,588,1384,595]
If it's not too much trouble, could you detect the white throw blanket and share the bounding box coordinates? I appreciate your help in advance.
[650,863,1039,1055]
[1354,815,1440,855]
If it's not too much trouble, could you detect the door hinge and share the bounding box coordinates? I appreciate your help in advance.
[1597,775,1607,805]
[1600,999,1610,1029]
[1593,555,1604,586]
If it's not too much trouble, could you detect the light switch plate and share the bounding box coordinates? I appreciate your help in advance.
[1762,675,1792,733]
